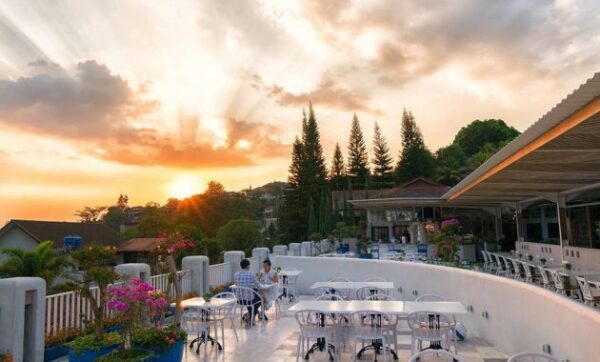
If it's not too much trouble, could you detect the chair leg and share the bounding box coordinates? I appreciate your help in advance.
[230,317,239,341]
[296,336,302,362]
[352,338,358,362]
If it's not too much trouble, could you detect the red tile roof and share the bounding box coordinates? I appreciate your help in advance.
[118,238,166,252]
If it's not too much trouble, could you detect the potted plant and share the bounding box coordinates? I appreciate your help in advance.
[133,325,186,362]
[516,251,522,259]
[527,254,533,261]
[430,218,460,264]
[540,257,547,266]
[45,328,82,361]
[67,245,120,362]
[0,351,13,362]
[563,260,572,271]
[202,291,213,302]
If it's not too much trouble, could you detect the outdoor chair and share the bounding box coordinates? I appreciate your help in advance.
[230,286,265,326]
[349,310,394,362]
[294,309,338,362]
[408,349,463,362]
[510,258,524,280]
[494,254,508,276]
[415,295,457,353]
[207,298,236,352]
[520,261,535,284]
[537,266,554,290]
[548,269,580,300]
[181,306,213,359]
[281,268,299,302]
[357,286,386,300]
[316,293,344,301]
[506,352,561,362]
[212,292,239,342]
[407,311,455,355]
[575,276,600,307]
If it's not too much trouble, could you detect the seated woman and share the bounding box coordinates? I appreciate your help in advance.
[256,259,279,310]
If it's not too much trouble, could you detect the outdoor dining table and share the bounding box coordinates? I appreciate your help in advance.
[279,269,302,302]
[310,281,394,292]
[230,282,279,310]
[288,300,466,360]
[174,297,236,352]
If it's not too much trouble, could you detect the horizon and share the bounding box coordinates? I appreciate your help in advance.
[1,0,599,221]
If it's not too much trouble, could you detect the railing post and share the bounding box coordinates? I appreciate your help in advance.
[272,245,288,256]
[252,247,270,264]
[289,243,301,256]
[182,256,209,296]
[223,251,245,280]
[301,241,313,256]
[0,277,46,362]
[114,263,151,282]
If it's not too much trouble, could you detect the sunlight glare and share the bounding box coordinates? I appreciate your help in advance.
[167,175,203,199]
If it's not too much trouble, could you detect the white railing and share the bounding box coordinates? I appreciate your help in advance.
[208,262,233,287]
[46,270,191,336]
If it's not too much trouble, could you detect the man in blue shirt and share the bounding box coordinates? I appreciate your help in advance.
[234,258,264,324]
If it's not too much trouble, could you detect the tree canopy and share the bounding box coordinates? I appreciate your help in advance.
[347,114,369,184]
[371,122,393,187]
[395,109,433,181]
[215,218,261,254]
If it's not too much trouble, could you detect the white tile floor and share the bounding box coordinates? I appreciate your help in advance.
[182,296,509,362]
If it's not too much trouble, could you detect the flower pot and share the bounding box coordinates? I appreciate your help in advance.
[44,345,69,362]
[68,344,119,362]
[150,340,184,362]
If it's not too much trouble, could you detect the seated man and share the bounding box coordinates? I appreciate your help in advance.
[234,258,263,323]
[256,258,279,284]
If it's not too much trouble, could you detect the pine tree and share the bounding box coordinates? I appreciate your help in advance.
[371,122,393,188]
[395,109,434,182]
[301,104,328,194]
[347,114,369,186]
[345,178,355,225]
[307,197,317,237]
[329,143,346,191]
[287,136,303,187]
[318,188,328,237]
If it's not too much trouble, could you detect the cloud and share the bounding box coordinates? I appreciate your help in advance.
[302,0,595,87]
[252,73,382,115]
[0,60,290,168]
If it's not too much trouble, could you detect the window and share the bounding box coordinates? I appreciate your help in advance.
[371,227,389,242]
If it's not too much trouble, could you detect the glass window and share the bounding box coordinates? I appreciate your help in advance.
[544,206,557,218]
[526,223,542,241]
[547,223,559,239]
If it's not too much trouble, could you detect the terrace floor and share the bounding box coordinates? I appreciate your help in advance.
[181,296,508,362]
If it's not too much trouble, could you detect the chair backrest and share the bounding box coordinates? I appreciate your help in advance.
[506,352,561,362]
[366,293,393,301]
[575,276,593,300]
[231,285,262,303]
[547,269,565,289]
[329,277,350,282]
[316,293,344,301]
[364,277,387,282]
[538,266,551,285]
[357,286,386,300]
[314,286,343,298]
[213,291,237,300]
[511,259,522,274]
[481,250,489,263]
[294,310,336,331]
[181,306,209,333]
[416,294,445,302]
[521,261,533,279]
[407,311,453,334]
[349,310,394,333]
[494,254,505,269]
[408,349,463,362]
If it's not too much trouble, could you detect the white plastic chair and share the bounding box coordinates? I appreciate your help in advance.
[349,310,393,362]
[510,258,524,280]
[507,352,561,362]
[316,293,344,301]
[575,276,600,307]
[281,269,299,302]
[408,349,463,362]
[537,266,553,290]
[181,306,213,359]
[520,261,535,283]
[548,269,580,300]
[230,286,265,325]
[294,310,337,362]
[415,295,457,353]
[407,311,455,355]
[364,294,399,351]
[357,286,386,300]
[328,277,351,299]
[212,292,239,342]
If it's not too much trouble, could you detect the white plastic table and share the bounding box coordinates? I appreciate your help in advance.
[175,296,236,309]
[279,270,303,277]
[287,300,467,315]
[309,281,394,291]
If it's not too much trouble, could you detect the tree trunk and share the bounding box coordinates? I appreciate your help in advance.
[166,255,182,328]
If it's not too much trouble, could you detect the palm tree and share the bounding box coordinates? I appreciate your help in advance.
[0,240,72,289]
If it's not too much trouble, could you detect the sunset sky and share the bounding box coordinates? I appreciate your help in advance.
[1,0,599,222]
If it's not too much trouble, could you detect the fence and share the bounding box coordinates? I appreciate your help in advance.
[208,262,233,287]
[45,270,191,336]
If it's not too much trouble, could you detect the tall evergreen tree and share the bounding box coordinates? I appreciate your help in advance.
[329,143,346,191]
[301,104,328,196]
[395,109,434,182]
[287,136,303,187]
[347,114,369,186]
[318,188,329,237]
[345,178,355,225]
[307,197,317,237]
[371,122,393,188]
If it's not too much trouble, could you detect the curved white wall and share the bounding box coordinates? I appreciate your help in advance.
[272,256,600,362]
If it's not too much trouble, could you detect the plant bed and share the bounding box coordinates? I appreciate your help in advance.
[66,332,120,362]
[134,325,186,362]
[45,328,83,362]
[96,349,152,362]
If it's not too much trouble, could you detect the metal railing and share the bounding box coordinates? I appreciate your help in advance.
[208,262,233,287]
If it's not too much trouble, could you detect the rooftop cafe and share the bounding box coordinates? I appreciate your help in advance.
[3,74,600,362]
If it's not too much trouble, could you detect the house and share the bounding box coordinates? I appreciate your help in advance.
[0,219,124,262]
[117,237,166,266]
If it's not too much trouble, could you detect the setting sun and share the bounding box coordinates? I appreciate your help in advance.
[167,175,204,199]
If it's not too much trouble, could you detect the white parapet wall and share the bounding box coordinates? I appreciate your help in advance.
[252,247,270,264]
[182,256,209,295]
[0,277,46,362]
[114,263,151,282]
[272,245,288,256]
[272,255,600,362]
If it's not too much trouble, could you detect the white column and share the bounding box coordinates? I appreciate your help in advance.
[252,247,270,263]
[0,277,46,362]
[114,263,151,282]
[182,256,209,296]
[301,241,313,256]
[272,245,288,256]
[289,243,301,256]
[223,251,245,277]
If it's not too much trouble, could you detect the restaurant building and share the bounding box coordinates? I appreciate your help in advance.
[351,72,600,268]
